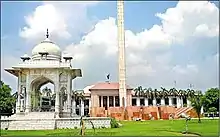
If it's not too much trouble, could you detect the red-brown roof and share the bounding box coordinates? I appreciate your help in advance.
[89,82,133,90]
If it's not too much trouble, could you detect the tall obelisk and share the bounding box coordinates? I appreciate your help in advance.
[117,0,127,107]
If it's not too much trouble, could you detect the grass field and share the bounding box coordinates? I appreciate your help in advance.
[1,119,219,136]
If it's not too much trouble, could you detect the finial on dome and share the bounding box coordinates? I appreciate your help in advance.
[46,28,49,38]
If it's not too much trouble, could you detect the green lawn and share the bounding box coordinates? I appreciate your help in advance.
[1,119,219,136]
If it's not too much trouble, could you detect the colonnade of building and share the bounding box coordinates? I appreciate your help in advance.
[132,97,191,107]
[16,95,191,117]
[96,96,191,110]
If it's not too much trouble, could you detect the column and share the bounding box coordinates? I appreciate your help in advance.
[16,73,21,113]
[25,75,31,113]
[169,97,172,106]
[153,98,156,106]
[107,96,109,107]
[101,96,103,107]
[177,97,181,108]
[89,98,91,108]
[81,99,84,116]
[113,96,115,107]
[39,96,42,109]
[180,97,183,107]
[161,98,165,106]
[55,83,60,115]
[67,74,71,113]
[25,89,31,112]
[144,98,148,106]
[136,97,140,106]
[72,98,76,114]
[187,99,191,107]
[89,98,91,115]
[20,99,24,112]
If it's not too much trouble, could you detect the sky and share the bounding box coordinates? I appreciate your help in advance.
[1,1,219,92]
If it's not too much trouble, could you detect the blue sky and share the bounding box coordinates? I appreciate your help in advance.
[1,1,219,92]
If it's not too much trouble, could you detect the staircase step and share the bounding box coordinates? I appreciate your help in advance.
[175,107,193,118]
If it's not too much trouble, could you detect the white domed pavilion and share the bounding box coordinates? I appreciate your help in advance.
[5,29,82,118]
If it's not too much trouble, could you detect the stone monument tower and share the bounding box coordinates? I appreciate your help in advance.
[117,1,127,107]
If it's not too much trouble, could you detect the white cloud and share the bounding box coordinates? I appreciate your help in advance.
[65,1,218,90]
[20,4,70,40]
[156,1,219,42]
[19,1,99,42]
[3,1,218,91]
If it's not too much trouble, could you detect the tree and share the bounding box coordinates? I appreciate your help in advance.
[189,90,205,123]
[71,90,85,105]
[134,86,144,97]
[208,107,217,113]
[0,81,16,116]
[203,88,219,112]
[143,88,151,98]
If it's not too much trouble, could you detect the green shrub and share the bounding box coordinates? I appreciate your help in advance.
[110,118,119,128]
[208,107,217,113]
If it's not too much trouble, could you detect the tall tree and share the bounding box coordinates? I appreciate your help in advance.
[0,81,16,116]
[203,88,219,112]
[134,86,144,97]
[190,91,205,123]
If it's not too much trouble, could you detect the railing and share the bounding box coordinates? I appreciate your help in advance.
[204,112,219,117]
[14,60,71,68]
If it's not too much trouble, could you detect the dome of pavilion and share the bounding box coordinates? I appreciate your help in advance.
[31,29,61,61]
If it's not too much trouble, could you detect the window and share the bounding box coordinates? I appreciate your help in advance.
[140,98,145,106]
[115,96,120,107]
[132,98,137,106]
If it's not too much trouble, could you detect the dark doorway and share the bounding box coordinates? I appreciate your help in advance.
[99,96,102,107]
[140,98,145,106]
[172,98,177,106]
[109,96,113,107]
[156,98,161,105]
[148,99,153,106]
[103,96,107,110]
[76,99,80,115]
[183,97,187,106]
[165,98,169,105]
[84,99,89,108]
[132,98,137,106]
